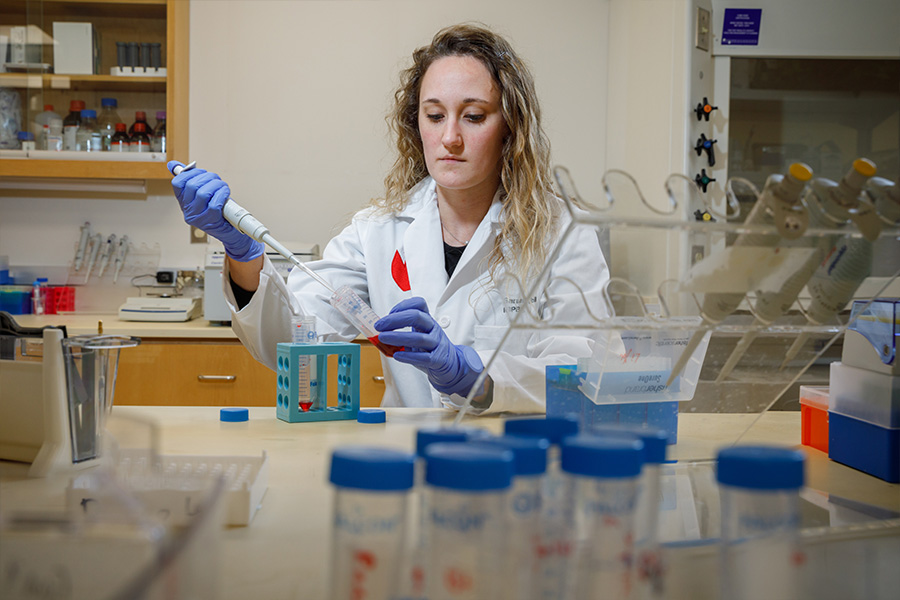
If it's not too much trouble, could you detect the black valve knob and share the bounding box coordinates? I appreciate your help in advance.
[695,169,716,193]
[694,97,718,121]
[694,133,717,167]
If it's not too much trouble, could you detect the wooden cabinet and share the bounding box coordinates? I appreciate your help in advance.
[116,338,385,408]
[0,0,188,179]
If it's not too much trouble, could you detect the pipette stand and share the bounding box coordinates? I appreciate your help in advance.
[276,342,360,423]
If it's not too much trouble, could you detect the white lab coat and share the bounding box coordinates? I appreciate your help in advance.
[225,177,610,414]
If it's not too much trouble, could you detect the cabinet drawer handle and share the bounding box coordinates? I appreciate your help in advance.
[372,376,385,383]
[197,375,237,382]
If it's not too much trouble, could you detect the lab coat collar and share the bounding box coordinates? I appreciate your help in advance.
[440,189,503,306]
[399,178,504,311]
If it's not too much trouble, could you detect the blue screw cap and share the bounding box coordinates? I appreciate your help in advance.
[357,408,386,423]
[717,446,805,491]
[480,434,549,476]
[330,447,415,491]
[424,442,514,491]
[589,424,668,464]
[220,407,248,422]
[561,434,644,479]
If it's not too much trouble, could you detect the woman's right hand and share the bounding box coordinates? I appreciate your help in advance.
[168,161,263,262]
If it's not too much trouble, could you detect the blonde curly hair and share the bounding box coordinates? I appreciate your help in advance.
[375,23,556,283]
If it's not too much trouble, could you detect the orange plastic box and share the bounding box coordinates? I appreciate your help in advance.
[800,385,829,453]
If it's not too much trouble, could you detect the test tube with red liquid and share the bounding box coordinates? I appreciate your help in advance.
[291,316,319,412]
[329,286,404,357]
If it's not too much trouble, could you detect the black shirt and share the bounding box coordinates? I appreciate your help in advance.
[444,242,466,278]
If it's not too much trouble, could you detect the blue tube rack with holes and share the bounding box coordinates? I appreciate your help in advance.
[276,342,360,423]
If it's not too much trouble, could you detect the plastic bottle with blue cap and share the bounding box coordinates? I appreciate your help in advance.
[559,434,645,600]
[590,424,669,599]
[480,434,550,599]
[328,446,416,600]
[423,442,514,600]
[396,428,493,600]
[716,445,805,600]
[504,416,578,598]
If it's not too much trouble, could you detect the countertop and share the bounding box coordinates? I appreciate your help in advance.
[12,313,239,339]
[1,407,897,600]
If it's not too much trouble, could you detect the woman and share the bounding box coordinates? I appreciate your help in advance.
[169,23,609,413]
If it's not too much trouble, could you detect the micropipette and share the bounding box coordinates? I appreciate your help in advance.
[97,234,116,278]
[113,235,129,283]
[777,159,882,369]
[83,233,102,283]
[74,222,91,271]
[667,164,813,387]
[171,161,403,357]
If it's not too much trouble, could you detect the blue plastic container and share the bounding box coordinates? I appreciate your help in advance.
[546,365,679,444]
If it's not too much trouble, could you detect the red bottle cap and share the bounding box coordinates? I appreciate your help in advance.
[135,111,146,120]
[44,104,54,112]
[115,123,127,132]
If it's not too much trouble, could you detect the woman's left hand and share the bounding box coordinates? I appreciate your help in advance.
[375,297,483,397]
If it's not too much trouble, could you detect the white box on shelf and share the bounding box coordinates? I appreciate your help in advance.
[52,22,96,75]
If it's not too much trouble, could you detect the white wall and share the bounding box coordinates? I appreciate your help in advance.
[0,0,610,279]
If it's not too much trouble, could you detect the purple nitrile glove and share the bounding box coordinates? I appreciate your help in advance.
[375,296,484,397]
[168,161,263,262]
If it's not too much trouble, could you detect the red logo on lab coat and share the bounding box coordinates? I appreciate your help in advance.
[391,250,410,291]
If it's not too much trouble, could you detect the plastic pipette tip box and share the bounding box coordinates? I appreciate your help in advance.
[67,450,270,526]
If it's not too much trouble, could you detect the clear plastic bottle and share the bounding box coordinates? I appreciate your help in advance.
[717,445,805,600]
[290,315,319,412]
[398,428,481,600]
[97,98,122,151]
[329,446,416,600]
[129,122,151,152]
[504,416,579,598]
[483,434,550,600]
[31,278,46,315]
[62,100,84,151]
[45,117,63,151]
[589,424,669,600]
[109,123,129,152]
[560,434,644,600]
[76,109,100,152]
[128,110,153,138]
[31,104,60,143]
[151,110,166,153]
[423,442,514,600]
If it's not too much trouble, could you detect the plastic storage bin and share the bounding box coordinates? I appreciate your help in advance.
[828,411,899,483]
[800,385,829,453]
[546,365,679,443]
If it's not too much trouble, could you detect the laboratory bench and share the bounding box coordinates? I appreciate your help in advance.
[1,407,897,600]
[12,314,387,408]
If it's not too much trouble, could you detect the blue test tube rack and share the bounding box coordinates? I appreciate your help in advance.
[276,342,360,423]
